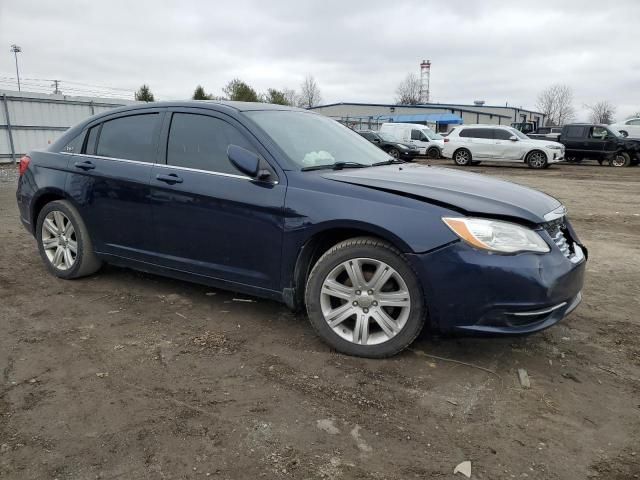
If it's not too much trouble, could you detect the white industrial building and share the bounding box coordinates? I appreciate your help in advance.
[0,90,136,163]
[309,102,546,133]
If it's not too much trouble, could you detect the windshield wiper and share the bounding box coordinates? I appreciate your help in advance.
[371,158,406,166]
[301,161,369,171]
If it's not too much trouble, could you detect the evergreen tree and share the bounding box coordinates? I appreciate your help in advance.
[222,79,259,102]
[134,84,155,102]
[263,88,290,105]
[192,85,212,100]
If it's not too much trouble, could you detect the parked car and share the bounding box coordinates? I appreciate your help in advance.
[357,130,419,160]
[558,124,640,167]
[379,123,444,158]
[610,117,640,139]
[510,121,537,134]
[16,102,586,358]
[441,125,565,168]
[528,126,562,141]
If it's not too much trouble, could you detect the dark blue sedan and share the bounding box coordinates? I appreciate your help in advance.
[16,101,586,358]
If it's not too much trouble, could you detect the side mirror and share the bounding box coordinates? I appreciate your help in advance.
[509,135,519,141]
[228,144,261,178]
[373,138,380,143]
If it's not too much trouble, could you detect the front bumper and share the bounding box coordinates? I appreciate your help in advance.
[548,149,565,163]
[406,237,586,335]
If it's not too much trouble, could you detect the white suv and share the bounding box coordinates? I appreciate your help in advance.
[610,117,640,139]
[441,125,565,169]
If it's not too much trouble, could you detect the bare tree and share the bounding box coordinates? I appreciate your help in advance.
[298,75,322,108]
[586,101,616,124]
[535,84,575,126]
[283,88,298,107]
[395,73,421,105]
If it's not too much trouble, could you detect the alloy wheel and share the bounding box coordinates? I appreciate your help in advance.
[454,150,470,165]
[41,210,77,271]
[319,258,411,346]
[389,149,400,159]
[528,151,546,168]
[611,155,626,167]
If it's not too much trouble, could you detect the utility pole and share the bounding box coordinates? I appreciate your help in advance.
[10,44,22,92]
[52,80,61,95]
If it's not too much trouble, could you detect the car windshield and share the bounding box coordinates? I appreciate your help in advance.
[422,129,443,140]
[246,111,391,169]
[378,132,397,142]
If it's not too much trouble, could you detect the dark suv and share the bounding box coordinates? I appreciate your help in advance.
[16,101,587,358]
[558,123,640,167]
[357,130,419,160]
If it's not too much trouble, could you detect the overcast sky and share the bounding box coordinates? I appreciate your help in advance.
[1,0,638,120]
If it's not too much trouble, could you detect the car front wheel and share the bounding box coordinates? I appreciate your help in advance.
[36,200,102,279]
[388,148,400,159]
[610,152,631,167]
[526,150,548,169]
[305,237,426,358]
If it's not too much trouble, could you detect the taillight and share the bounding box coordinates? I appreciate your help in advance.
[444,138,450,142]
[19,155,31,176]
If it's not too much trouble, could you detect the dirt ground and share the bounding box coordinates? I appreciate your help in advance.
[0,159,639,480]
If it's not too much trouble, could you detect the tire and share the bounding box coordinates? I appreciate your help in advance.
[610,152,631,167]
[453,148,472,166]
[427,147,440,159]
[526,150,548,169]
[36,200,102,279]
[305,237,426,358]
[389,148,400,159]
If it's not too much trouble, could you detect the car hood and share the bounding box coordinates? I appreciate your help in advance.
[322,164,561,224]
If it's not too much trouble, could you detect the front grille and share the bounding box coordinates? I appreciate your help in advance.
[543,219,579,262]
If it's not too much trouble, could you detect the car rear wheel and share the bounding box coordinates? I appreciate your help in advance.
[427,147,440,159]
[305,237,426,358]
[610,152,631,167]
[388,148,400,159]
[526,150,548,169]
[36,200,102,279]
[453,149,472,166]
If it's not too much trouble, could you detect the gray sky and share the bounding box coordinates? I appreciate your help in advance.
[1,0,638,120]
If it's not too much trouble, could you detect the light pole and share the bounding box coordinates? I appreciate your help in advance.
[10,44,22,92]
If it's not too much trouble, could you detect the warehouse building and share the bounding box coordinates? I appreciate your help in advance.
[1,90,135,163]
[309,102,546,133]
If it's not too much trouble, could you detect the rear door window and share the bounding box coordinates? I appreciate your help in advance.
[166,113,255,175]
[564,126,584,138]
[493,129,513,140]
[95,113,160,163]
[460,128,493,139]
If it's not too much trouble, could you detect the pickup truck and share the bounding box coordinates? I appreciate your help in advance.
[558,123,640,167]
[528,126,562,141]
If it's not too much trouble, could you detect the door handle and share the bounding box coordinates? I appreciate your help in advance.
[74,160,95,171]
[156,173,183,184]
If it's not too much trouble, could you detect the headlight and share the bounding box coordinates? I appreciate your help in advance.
[442,217,550,253]
[546,145,562,150]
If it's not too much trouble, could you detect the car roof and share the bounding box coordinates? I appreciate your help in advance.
[91,100,304,117]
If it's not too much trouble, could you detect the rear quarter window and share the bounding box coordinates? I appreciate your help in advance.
[61,132,85,153]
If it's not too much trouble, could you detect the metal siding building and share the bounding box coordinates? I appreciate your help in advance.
[309,102,545,131]
[1,90,137,163]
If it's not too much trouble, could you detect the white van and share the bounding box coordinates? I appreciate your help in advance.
[379,123,445,158]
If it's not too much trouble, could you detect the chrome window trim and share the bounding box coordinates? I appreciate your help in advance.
[60,152,153,167]
[155,163,251,181]
[60,151,260,182]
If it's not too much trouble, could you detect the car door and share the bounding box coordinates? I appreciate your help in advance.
[65,110,164,261]
[148,109,286,291]
[462,128,494,158]
[492,128,522,160]
[585,126,607,159]
[410,128,428,154]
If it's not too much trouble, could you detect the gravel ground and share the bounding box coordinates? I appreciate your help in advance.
[0,160,639,479]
